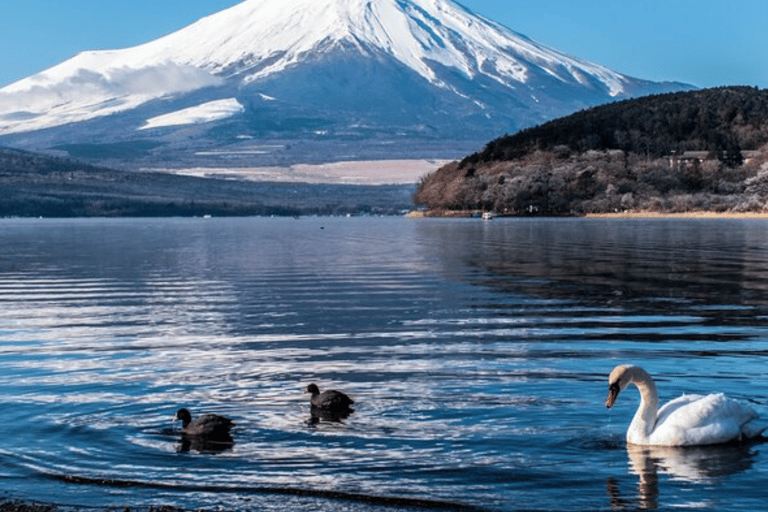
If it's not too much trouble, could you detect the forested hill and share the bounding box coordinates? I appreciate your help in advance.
[0,147,415,217]
[415,87,768,215]
[463,86,768,165]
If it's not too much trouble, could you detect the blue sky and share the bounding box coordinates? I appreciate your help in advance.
[1,0,766,89]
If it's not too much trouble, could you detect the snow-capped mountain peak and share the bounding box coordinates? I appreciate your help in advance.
[0,0,690,144]
[138,0,625,92]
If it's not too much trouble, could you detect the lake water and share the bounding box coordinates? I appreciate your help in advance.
[1,217,767,511]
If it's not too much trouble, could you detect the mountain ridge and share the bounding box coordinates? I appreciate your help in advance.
[0,145,416,217]
[0,0,692,167]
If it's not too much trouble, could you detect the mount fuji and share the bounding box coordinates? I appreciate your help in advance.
[0,0,692,167]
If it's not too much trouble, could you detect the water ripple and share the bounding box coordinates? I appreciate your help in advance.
[0,218,767,511]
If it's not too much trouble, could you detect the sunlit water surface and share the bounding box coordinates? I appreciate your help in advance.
[0,217,767,511]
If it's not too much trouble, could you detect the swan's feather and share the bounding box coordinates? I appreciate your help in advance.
[648,393,762,446]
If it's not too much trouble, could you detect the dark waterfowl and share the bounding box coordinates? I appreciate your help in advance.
[173,407,234,438]
[305,383,354,414]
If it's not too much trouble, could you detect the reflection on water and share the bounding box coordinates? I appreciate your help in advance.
[628,443,757,482]
[0,217,767,511]
[415,218,768,306]
[608,443,759,510]
[308,406,354,425]
[176,434,235,454]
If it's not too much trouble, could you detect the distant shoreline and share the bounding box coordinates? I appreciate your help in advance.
[408,210,768,219]
[583,211,768,219]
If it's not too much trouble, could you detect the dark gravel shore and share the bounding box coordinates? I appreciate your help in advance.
[0,502,56,512]
[0,503,187,512]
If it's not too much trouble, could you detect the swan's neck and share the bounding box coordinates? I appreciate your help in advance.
[627,367,659,443]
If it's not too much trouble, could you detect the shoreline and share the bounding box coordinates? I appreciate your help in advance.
[408,210,768,219]
[583,211,768,219]
[0,501,185,512]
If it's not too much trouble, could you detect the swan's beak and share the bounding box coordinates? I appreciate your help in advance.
[606,383,620,408]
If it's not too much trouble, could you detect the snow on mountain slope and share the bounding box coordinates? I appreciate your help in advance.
[142,0,627,92]
[0,60,222,133]
[0,0,690,140]
[140,98,244,130]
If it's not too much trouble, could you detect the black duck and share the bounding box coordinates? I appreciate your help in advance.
[305,383,354,413]
[173,407,234,438]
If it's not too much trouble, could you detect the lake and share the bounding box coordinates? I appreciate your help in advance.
[0,216,767,511]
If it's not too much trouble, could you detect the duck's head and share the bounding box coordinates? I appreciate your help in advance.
[305,383,320,396]
[173,407,192,425]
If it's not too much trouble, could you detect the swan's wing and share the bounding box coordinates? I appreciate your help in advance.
[653,393,760,446]
[656,394,704,424]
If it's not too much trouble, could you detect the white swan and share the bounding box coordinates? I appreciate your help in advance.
[606,365,766,446]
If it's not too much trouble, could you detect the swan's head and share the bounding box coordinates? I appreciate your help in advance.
[606,365,636,408]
